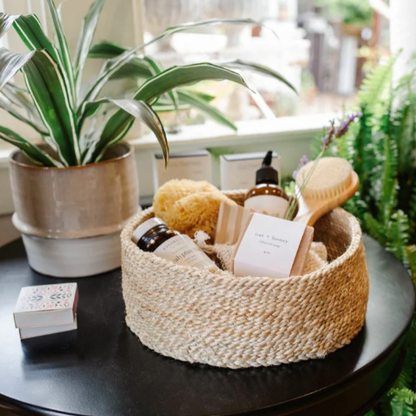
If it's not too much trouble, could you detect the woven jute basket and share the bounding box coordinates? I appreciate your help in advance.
[121,191,369,369]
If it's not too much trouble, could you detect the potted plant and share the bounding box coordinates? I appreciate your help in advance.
[0,0,295,277]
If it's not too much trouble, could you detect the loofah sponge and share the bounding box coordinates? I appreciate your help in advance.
[154,179,218,221]
[153,179,236,239]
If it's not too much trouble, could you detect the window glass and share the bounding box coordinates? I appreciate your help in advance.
[143,0,389,127]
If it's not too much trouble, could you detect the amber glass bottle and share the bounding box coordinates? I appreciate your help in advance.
[132,217,215,269]
[244,151,290,218]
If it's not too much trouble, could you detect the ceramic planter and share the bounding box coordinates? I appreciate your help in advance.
[9,143,139,277]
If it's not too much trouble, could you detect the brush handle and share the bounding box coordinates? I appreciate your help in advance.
[292,198,320,226]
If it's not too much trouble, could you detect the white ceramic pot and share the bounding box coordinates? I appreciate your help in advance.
[19,230,123,278]
[9,143,139,278]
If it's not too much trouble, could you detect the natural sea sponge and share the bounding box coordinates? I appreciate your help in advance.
[153,179,218,221]
[153,179,236,239]
[169,191,236,239]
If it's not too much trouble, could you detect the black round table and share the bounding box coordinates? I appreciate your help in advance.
[0,236,414,416]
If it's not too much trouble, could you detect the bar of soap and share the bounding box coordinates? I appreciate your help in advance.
[290,226,314,276]
[231,213,314,279]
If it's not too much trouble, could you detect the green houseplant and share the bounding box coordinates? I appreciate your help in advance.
[0,0,294,277]
[311,57,416,415]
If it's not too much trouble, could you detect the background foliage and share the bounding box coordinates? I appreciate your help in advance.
[312,57,416,415]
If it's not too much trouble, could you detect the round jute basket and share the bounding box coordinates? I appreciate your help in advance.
[121,191,369,369]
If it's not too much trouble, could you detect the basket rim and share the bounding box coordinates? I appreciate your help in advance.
[121,202,363,283]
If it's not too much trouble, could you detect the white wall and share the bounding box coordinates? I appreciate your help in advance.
[390,0,416,83]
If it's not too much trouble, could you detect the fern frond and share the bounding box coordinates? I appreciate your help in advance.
[343,195,367,222]
[354,109,375,199]
[364,212,387,245]
[378,134,399,224]
[337,123,358,163]
[396,320,416,392]
[405,246,416,289]
[389,388,416,416]
[386,210,410,265]
[392,103,414,175]
[358,55,397,114]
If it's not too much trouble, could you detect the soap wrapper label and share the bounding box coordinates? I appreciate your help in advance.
[154,234,214,269]
[232,213,313,279]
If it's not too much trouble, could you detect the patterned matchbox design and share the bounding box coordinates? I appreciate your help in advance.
[14,283,78,329]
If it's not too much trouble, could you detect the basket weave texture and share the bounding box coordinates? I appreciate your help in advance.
[121,191,369,369]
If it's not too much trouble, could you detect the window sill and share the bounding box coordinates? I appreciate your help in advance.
[0,113,335,215]
[130,113,333,150]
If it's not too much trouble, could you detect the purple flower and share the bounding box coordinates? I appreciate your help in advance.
[292,155,309,179]
[335,120,349,137]
[321,135,330,146]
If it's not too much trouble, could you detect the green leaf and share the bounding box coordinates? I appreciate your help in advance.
[389,388,416,416]
[21,49,80,166]
[0,126,61,167]
[136,63,250,103]
[386,210,410,264]
[364,212,386,246]
[0,93,48,135]
[408,246,416,278]
[108,62,153,80]
[380,134,399,223]
[153,102,190,112]
[1,83,39,120]
[80,52,138,104]
[177,89,237,131]
[73,0,106,91]
[189,90,216,102]
[88,41,157,80]
[358,54,397,115]
[0,12,19,38]
[45,0,75,105]
[88,40,128,59]
[143,56,179,111]
[0,48,34,91]
[84,99,169,166]
[93,63,249,161]
[221,59,298,95]
[11,14,60,63]
[396,319,416,390]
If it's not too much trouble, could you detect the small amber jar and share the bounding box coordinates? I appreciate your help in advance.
[132,217,215,269]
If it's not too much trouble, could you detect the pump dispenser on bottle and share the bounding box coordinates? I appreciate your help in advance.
[244,151,290,218]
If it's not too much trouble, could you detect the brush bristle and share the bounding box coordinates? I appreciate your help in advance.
[296,157,353,200]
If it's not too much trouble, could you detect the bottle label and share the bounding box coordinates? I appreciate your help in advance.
[154,235,214,269]
[244,195,289,218]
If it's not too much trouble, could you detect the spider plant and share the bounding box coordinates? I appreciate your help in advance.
[0,0,296,168]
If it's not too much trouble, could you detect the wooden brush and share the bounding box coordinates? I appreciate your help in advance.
[293,157,359,226]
